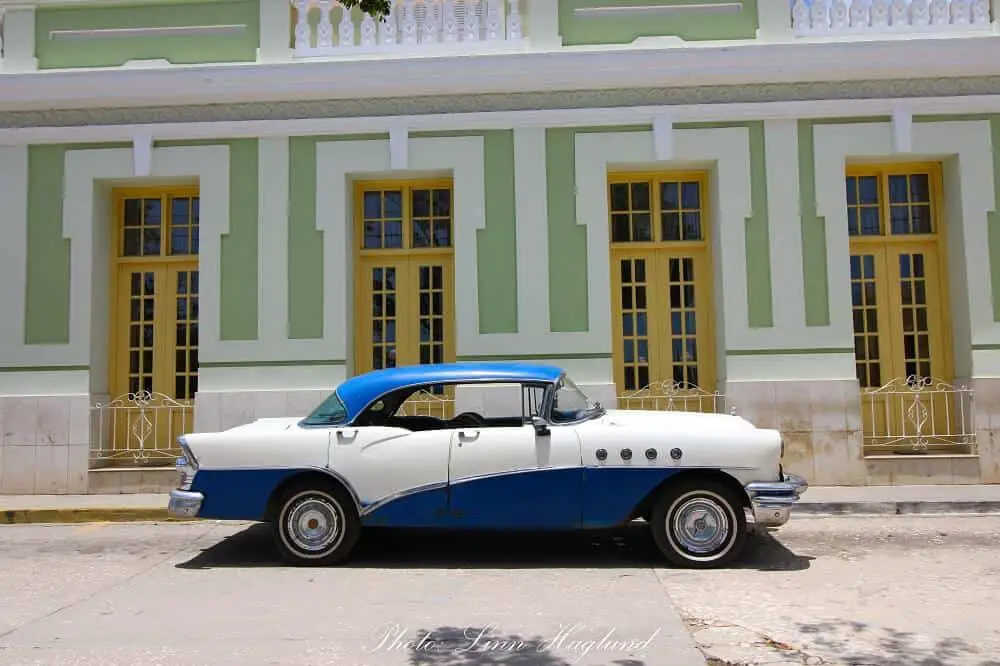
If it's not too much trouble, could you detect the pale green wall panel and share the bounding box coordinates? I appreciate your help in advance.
[35,0,259,69]
[745,121,774,328]
[545,129,589,333]
[287,137,324,340]
[478,131,519,334]
[797,120,830,327]
[558,0,758,45]
[25,146,71,345]
[988,116,1000,321]
[219,139,259,340]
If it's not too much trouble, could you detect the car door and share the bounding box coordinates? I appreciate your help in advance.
[447,415,583,529]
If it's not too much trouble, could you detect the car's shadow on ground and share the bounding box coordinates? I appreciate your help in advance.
[175,522,812,571]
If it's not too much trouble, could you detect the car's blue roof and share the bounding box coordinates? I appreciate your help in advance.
[336,362,563,418]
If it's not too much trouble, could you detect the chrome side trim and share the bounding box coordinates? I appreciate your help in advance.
[744,473,808,528]
[448,465,580,488]
[359,481,449,517]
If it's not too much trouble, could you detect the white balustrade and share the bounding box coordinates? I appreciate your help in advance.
[291,0,522,56]
[791,0,991,34]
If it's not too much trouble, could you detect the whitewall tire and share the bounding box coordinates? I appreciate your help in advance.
[650,479,747,569]
[273,484,360,566]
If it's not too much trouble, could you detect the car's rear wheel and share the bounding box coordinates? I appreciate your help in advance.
[650,479,747,569]
[273,483,360,566]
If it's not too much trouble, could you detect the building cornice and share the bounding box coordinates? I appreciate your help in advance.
[2,94,1000,145]
[1,33,999,113]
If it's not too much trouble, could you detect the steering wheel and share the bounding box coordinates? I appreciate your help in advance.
[451,411,486,426]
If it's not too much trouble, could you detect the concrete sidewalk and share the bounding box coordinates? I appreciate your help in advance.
[2,483,999,524]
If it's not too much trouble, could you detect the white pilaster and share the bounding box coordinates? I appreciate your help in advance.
[258,137,290,349]
[524,0,562,48]
[258,0,294,62]
[763,119,805,333]
[0,7,38,72]
[0,146,29,362]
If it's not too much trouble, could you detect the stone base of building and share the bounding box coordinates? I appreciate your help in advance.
[726,378,1000,486]
[0,394,91,495]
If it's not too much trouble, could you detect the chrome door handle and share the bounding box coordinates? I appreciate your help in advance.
[458,431,479,441]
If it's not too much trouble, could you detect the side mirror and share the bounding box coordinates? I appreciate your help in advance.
[530,416,550,436]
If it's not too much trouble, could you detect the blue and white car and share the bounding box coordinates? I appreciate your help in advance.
[168,362,807,568]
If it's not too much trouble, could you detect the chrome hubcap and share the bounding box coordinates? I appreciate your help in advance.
[672,497,730,554]
[286,496,342,553]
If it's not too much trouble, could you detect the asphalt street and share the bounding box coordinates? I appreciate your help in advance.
[1,515,999,666]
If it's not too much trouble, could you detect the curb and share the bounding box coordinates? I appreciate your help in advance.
[797,500,1000,515]
[4,501,1000,525]
[2,507,185,524]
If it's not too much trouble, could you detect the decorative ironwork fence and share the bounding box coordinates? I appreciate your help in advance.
[397,387,456,419]
[90,391,193,466]
[617,381,727,414]
[861,375,977,454]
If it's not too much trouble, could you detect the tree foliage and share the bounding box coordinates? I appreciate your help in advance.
[339,0,393,18]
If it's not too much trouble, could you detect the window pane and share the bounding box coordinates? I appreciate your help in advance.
[858,176,879,205]
[888,175,908,203]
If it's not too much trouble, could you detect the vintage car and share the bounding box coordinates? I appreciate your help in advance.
[168,362,807,568]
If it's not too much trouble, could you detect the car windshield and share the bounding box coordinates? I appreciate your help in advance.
[300,390,348,427]
[550,374,604,423]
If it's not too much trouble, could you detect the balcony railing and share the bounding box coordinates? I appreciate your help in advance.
[618,381,728,414]
[861,375,977,455]
[90,390,194,467]
[791,0,992,36]
[291,0,523,57]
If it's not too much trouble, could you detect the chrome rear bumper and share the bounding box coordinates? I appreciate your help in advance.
[744,473,808,528]
[168,489,204,518]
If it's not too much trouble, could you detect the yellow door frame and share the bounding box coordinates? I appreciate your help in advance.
[107,186,200,400]
[846,163,957,452]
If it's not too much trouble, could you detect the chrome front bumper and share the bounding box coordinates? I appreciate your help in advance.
[744,473,808,528]
[168,489,204,518]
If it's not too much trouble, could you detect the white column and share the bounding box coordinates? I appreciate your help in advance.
[525,0,561,46]
[1,7,38,72]
[259,0,294,62]
[756,0,794,41]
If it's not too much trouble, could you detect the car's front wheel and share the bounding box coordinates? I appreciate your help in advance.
[650,479,747,568]
[273,483,360,566]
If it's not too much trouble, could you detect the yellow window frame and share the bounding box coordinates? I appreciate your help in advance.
[845,162,954,384]
[352,179,457,379]
[607,170,716,399]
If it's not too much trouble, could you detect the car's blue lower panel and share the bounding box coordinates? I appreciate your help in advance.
[191,468,301,520]
[448,467,583,529]
[361,486,449,528]
[359,466,682,530]
[581,467,681,527]
[187,465,689,527]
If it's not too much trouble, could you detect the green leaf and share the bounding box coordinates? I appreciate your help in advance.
[338,0,393,18]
